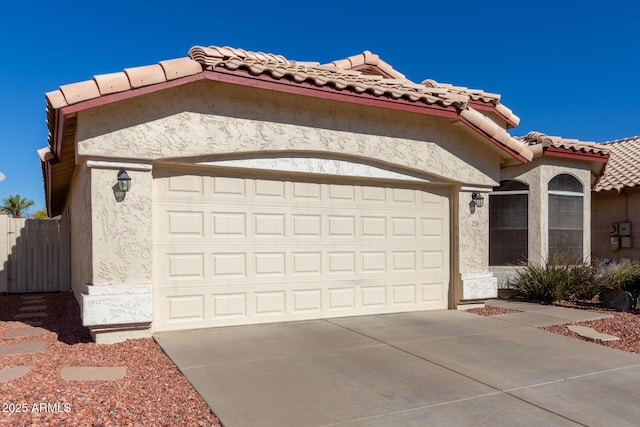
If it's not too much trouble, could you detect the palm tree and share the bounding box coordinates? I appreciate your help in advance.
[1,194,35,218]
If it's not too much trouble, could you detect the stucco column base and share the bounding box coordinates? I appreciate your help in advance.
[461,272,498,300]
[89,323,152,344]
[81,284,153,343]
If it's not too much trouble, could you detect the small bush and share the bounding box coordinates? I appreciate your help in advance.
[601,261,640,296]
[507,255,600,303]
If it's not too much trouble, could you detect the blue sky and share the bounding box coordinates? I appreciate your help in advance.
[1,1,638,213]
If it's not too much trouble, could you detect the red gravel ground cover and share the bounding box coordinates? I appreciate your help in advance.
[0,293,220,427]
[469,301,640,355]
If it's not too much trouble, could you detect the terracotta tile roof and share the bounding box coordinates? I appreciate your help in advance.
[518,131,610,155]
[44,45,531,162]
[188,46,520,125]
[594,136,640,192]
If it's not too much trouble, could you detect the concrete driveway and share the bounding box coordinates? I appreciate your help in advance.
[155,305,640,426]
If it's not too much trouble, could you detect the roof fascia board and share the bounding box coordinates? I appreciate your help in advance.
[53,109,64,160]
[543,146,609,163]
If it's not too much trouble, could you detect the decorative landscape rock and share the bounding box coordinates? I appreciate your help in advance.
[599,289,636,311]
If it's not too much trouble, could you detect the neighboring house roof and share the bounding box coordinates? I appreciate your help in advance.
[594,136,640,192]
[42,45,535,215]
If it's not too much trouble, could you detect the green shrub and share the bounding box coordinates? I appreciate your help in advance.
[601,261,640,296]
[507,255,600,303]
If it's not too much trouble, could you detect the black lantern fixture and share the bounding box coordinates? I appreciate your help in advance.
[117,169,132,193]
[471,192,484,208]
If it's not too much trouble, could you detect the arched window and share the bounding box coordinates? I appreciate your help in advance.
[548,174,583,260]
[489,180,529,265]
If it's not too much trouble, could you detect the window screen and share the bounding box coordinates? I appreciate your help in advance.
[548,174,583,260]
[489,180,529,265]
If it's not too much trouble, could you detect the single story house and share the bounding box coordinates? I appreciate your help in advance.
[40,45,606,342]
[592,136,640,261]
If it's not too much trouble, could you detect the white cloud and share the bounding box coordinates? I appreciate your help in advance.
[0,172,5,182]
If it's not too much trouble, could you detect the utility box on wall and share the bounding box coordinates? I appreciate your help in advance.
[610,223,619,236]
[611,236,620,250]
[619,222,632,236]
[610,222,633,249]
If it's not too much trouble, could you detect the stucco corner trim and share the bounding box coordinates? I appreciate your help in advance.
[81,283,153,326]
[461,272,497,300]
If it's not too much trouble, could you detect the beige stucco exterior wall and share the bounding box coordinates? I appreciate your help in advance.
[493,157,593,286]
[64,78,515,333]
[74,80,501,187]
[457,187,496,301]
[592,189,640,260]
[89,167,153,285]
[458,190,489,272]
[65,165,93,302]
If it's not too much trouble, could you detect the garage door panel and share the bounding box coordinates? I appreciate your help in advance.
[212,293,247,318]
[292,289,323,313]
[167,295,205,322]
[212,253,247,277]
[292,182,321,199]
[212,176,246,197]
[292,252,322,275]
[327,215,356,237]
[392,217,417,237]
[167,253,205,279]
[212,212,246,237]
[361,216,386,237]
[167,175,204,194]
[361,251,386,273]
[392,251,417,271]
[393,284,417,305]
[292,214,322,236]
[361,186,386,202]
[154,172,449,331]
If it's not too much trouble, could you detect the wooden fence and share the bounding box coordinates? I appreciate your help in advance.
[0,215,70,294]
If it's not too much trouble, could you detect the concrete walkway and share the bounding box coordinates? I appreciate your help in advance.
[156,303,640,427]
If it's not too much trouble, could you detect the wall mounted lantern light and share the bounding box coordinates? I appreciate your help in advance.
[471,192,485,208]
[117,169,132,193]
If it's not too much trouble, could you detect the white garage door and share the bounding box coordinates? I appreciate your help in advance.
[153,168,449,331]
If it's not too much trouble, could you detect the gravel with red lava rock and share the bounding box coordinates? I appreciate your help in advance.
[469,301,640,355]
[0,293,220,426]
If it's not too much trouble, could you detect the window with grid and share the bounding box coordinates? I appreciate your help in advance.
[489,180,529,265]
